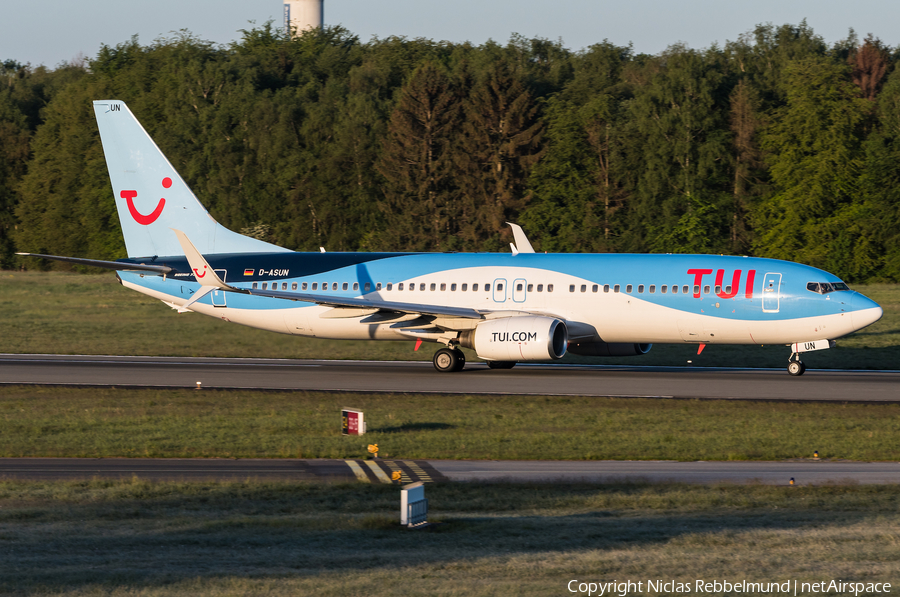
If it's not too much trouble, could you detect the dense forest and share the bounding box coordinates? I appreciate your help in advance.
[2,21,899,282]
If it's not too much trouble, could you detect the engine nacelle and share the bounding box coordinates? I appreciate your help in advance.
[567,341,653,357]
[460,316,568,361]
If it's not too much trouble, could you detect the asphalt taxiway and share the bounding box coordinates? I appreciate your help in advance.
[0,458,896,485]
[1,354,897,401]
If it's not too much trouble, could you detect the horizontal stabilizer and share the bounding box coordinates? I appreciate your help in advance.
[17,252,172,274]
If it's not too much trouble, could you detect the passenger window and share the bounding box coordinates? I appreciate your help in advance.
[386,283,392,291]
[703,285,710,294]
[580,285,586,293]
[451,283,457,291]
[517,283,523,291]
[262,282,268,290]
[693,285,699,295]
[527,284,533,292]
[292,282,298,291]
[398,283,404,290]
[649,285,655,293]
[638,285,644,293]
[462,283,468,291]
[548,284,554,292]
[497,283,503,291]
[430,283,436,291]
[485,284,490,292]
[282,283,288,290]
[342,283,349,291]
[332,283,338,291]
[376,283,382,290]
[353,282,359,291]
[715,285,721,294]
[410,283,415,291]
[537,284,543,292]
[626,284,633,293]
[592,284,598,293]
[440,283,446,291]
[364,283,371,291]
[661,285,668,294]
[604,284,610,293]
[672,285,678,294]
[420,283,426,291]
[301,282,307,290]
[614,284,620,293]
[322,282,327,290]
[252,282,258,289]
[683,285,689,294]
[725,285,732,294]
[569,285,576,293]
[312,283,318,290]
[473,284,478,291]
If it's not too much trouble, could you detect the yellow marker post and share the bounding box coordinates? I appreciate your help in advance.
[391,470,402,482]
[368,444,379,458]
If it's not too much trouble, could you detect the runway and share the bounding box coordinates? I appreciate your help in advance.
[1,354,898,401]
[0,457,897,485]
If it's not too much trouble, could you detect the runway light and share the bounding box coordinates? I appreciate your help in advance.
[195,381,202,390]
[814,450,819,459]
[789,477,795,486]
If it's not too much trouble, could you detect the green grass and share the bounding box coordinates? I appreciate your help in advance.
[1,271,898,368]
[0,479,898,595]
[3,387,900,461]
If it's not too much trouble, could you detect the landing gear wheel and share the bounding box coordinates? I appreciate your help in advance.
[433,347,465,372]
[787,360,806,376]
[487,361,516,370]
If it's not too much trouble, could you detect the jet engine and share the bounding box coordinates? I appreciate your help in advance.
[567,341,653,357]
[459,316,568,361]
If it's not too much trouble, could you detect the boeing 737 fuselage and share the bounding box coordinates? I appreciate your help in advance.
[19,101,884,375]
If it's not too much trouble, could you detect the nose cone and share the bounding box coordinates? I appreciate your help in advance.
[850,292,883,331]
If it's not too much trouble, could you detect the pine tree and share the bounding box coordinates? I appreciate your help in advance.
[455,61,544,248]
[376,61,460,250]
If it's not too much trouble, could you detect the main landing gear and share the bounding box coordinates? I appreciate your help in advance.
[433,347,466,372]
[787,353,807,376]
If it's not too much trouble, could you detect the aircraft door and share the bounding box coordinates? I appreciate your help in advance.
[212,270,227,307]
[512,278,527,303]
[493,278,507,303]
[762,272,781,313]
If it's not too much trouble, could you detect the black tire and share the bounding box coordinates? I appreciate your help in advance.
[452,348,466,372]
[787,361,805,376]
[487,361,516,370]
[433,348,460,372]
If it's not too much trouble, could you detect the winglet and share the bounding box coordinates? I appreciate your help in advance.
[172,228,229,289]
[507,222,535,253]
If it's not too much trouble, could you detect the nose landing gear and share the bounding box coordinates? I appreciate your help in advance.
[787,353,806,376]
[433,347,466,372]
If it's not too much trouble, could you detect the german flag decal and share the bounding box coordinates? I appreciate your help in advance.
[244,269,254,276]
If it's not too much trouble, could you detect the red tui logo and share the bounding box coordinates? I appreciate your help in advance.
[121,177,171,225]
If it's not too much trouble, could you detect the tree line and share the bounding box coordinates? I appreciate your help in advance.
[1,21,899,282]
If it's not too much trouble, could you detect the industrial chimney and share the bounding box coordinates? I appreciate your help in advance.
[284,0,323,36]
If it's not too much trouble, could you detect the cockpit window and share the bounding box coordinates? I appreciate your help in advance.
[807,281,850,294]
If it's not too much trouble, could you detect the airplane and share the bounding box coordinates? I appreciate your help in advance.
[18,100,884,376]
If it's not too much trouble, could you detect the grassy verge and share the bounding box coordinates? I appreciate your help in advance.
[3,387,900,460]
[0,479,897,595]
[1,271,898,368]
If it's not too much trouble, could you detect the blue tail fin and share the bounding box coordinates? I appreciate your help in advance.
[93,100,288,258]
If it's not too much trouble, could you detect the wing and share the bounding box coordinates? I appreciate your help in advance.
[172,228,484,321]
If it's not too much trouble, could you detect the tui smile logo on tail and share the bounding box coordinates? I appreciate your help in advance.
[121,177,171,225]
[193,265,208,279]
